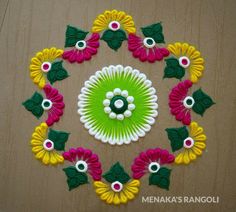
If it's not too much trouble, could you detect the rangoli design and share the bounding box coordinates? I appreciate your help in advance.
[22,9,215,205]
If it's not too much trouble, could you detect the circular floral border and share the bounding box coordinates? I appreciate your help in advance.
[22,9,215,206]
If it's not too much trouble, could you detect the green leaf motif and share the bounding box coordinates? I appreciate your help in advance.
[192,89,215,116]
[163,57,185,80]
[149,167,172,190]
[165,126,189,152]
[103,162,130,184]
[47,61,69,84]
[22,92,44,119]
[48,128,70,151]
[101,29,127,51]
[141,22,165,43]
[63,166,88,191]
[65,25,89,47]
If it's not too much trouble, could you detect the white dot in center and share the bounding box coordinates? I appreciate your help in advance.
[114,99,124,108]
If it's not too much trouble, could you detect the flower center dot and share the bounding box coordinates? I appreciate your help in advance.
[114,183,120,190]
[41,62,51,72]
[146,38,154,45]
[182,58,188,65]
[185,139,192,146]
[111,22,118,29]
[46,141,52,148]
[114,99,124,108]
[186,99,193,105]
[150,164,158,171]
[183,137,195,149]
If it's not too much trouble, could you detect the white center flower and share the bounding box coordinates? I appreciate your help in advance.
[103,88,135,120]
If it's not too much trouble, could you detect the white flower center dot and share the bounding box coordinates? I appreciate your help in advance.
[41,62,51,72]
[41,99,53,110]
[43,139,54,151]
[183,96,195,109]
[179,56,190,68]
[148,162,160,173]
[75,40,86,50]
[184,137,195,149]
[108,21,120,31]
[75,160,88,172]
[111,181,123,192]
[143,37,156,48]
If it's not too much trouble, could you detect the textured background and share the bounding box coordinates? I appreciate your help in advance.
[0,0,236,211]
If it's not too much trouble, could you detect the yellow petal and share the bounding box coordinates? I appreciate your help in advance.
[181,43,189,55]
[127,180,140,187]
[192,146,202,156]
[190,51,201,60]
[119,191,128,203]
[190,122,203,137]
[36,52,44,62]
[186,46,196,58]
[175,152,184,164]
[42,151,50,165]
[32,145,43,153]
[35,149,45,159]
[94,181,109,189]
[113,193,121,205]
[42,48,50,61]
[192,57,204,65]
[96,187,110,195]
[190,73,199,83]
[183,149,190,164]
[31,139,43,146]
[188,149,197,161]
[29,64,41,71]
[167,44,178,55]
[194,141,206,149]
[54,153,64,163]
[123,189,135,200]
[194,134,207,142]
[125,185,139,194]
[49,152,58,165]
[31,57,41,66]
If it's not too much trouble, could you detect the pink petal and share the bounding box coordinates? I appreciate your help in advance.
[139,48,147,62]
[69,148,77,161]
[83,48,92,60]
[159,48,170,57]
[76,147,85,159]
[146,149,157,161]
[133,171,145,179]
[182,110,191,125]
[62,50,74,60]
[76,52,84,63]
[62,152,73,162]
[69,50,77,63]
[154,47,163,61]
[87,154,99,163]
[147,49,156,63]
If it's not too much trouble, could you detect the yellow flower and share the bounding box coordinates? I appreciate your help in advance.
[92,10,136,34]
[175,122,207,165]
[29,47,63,89]
[30,122,64,165]
[94,180,140,205]
[167,42,204,83]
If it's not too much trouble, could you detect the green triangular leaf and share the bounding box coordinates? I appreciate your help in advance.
[163,57,185,80]
[65,25,89,47]
[165,126,189,152]
[149,167,171,190]
[103,162,130,184]
[63,166,78,178]
[22,92,44,119]
[48,129,70,151]
[192,89,215,116]
[141,23,165,43]
[47,61,69,84]
[63,167,89,191]
[101,29,127,51]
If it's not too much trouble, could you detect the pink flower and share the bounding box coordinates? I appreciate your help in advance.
[169,80,193,125]
[128,34,169,63]
[62,33,100,63]
[43,84,65,126]
[63,147,102,181]
[131,148,175,179]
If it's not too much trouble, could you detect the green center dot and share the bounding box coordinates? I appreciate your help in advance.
[146,38,154,45]
[150,164,158,171]
[77,41,85,47]
[186,99,193,105]
[78,163,85,170]
[43,101,50,107]
[110,95,128,114]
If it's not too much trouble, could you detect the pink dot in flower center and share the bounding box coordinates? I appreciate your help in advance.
[113,183,121,190]
[111,22,118,29]
[182,58,188,65]
[46,141,52,148]
[43,63,49,70]
[185,139,192,146]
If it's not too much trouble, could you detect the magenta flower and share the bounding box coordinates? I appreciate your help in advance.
[63,33,100,63]
[169,80,194,125]
[43,84,65,126]
[128,34,169,63]
[131,148,174,179]
[63,147,102,181]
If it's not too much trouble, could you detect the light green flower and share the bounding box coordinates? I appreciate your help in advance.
[78,65,158,145]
